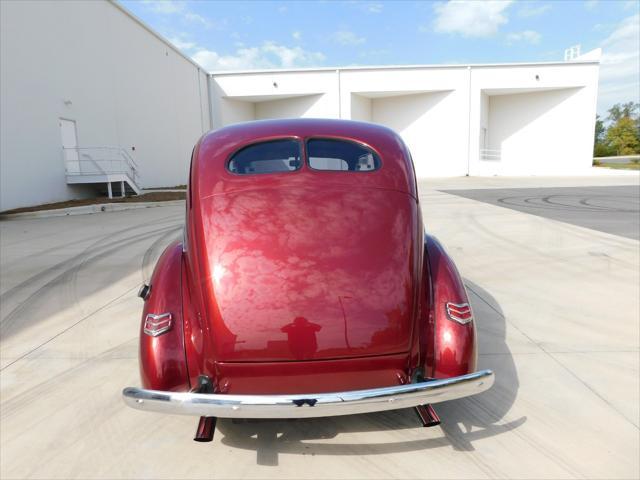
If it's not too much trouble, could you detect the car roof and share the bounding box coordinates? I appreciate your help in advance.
[203,118,395,141]
[191,118,417,199]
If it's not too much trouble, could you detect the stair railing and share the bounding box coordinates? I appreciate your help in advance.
[479,149,501,161]
[64,146,141,185]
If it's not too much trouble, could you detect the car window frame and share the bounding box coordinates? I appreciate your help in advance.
[226,137,304,176]
[305,137,382,173]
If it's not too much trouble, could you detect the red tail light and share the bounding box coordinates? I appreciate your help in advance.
[143,313,173,337]
[445,302,473,324]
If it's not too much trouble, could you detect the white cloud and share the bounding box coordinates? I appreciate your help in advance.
[584,0,598,10]
[506,30,542,44]
[432,1,513,37]
[349,2,383,14]
[623,0,639,10]
[517,3,551,18]
[192,42,326,71]
[168,36,196,51]
[366,2,383,14]
[598,14,640,113]
[143,0,183,15]
[142,0,213,28]
[184,12,212,28]
[330,30,366,46]
[592,22,614,32]
[358,48,391,59]
[292,31,302,41]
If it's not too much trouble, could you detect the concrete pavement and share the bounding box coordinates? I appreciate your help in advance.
[442,185,640,240]
[1,176,638,479]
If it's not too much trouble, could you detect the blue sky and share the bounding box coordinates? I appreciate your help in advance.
[121,1,639,115]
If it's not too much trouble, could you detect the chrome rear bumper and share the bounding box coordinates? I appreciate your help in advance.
[122,369,494,419]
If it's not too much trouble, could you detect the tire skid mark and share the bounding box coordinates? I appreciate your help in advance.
[1,219,181,374]
[66,224,182,320]
[0,212,182,255]
[0,215,182,303]
[580,196,639,213]
[0,224,182,339]
[1,224,177,324]
[1,221,180,309]
[0,287,138,373]
[497,194,639,214]
[140,225,183,284]
[545,194,638,213]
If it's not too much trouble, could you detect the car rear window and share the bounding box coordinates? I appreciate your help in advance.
[307,139,380,172]
[228,139,301,174]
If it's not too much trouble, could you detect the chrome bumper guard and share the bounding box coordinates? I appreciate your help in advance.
[122,369,494,419]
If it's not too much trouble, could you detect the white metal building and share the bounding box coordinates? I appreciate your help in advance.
[211,55,601,178]
[0,0,210,211]
[0,0,600,211]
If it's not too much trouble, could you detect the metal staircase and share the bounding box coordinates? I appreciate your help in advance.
[479,148,501,162]
[63,147,141,198]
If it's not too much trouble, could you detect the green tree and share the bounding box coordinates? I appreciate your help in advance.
[607,102,639,123]
[594,114,606,143]
[594,141,616,157]
[595,102,640,158]
[606,116,640,155]
[593,114,616,157]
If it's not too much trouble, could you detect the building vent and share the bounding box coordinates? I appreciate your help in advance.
[564,45,581,61]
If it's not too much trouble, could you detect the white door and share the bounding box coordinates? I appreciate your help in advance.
[59,118,79,174]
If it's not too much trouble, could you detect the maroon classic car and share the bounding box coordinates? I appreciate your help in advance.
[123,119,494,442]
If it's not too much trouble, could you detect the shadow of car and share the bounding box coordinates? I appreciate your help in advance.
[215,280,524,465]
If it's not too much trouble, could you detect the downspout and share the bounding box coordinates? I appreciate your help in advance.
[466,66,472,176]
[337,69,342,119]
[206,74,215,130]
[197,71,204,133]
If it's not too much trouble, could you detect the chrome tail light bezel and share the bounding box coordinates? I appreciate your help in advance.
[445,302,473,324]
[143,312,173,337]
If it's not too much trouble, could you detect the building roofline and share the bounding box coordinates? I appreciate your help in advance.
[109,0,206,74]
[209,59,600,77]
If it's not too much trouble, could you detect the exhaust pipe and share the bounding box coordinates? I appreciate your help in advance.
[414,404,441,427]
[194,416,217,442]
[193,375,217,442]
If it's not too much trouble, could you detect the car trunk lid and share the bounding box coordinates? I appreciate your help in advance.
[199,184,419,362]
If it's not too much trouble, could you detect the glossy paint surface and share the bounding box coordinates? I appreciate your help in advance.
[424,235,477,378]
[185,119,421,368]
[216,354,409,395]
[139,241,190,391]
[200,185,418,362]
[194,119,417,200]
[160,119,476,394]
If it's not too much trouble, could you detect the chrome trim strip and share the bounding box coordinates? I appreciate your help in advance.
[143,312,172,337]
[445,302,473,324]
[122,369,494,419]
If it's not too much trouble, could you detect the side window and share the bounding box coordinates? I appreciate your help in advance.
[307,139,380,172]
[228,139,301,174]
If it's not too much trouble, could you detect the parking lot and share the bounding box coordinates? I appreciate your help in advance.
[1,175,638,479]
[442,184,640,240]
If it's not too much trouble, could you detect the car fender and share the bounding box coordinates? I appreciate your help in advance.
[139,240,190,391]
[424,234,477,378]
